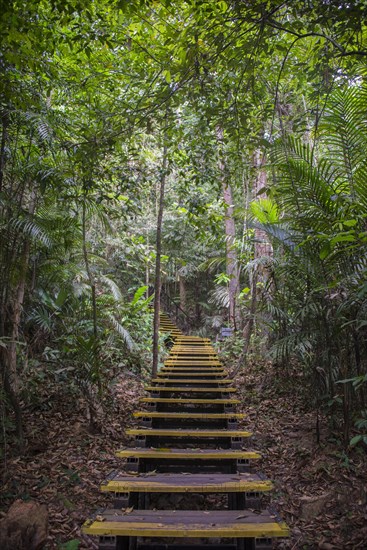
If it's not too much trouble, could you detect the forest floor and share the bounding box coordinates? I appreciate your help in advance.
[231,359,367,549]
[1,356,367,549]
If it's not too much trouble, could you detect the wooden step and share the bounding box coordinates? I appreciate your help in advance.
[116,448,261,460]
[140,398,239,404]
[101,472,273,493]
[157,371,226,377]
[170,352,217,355]
[144,386,236,393]
[161,367,225,372]
[169,348,213,351]
[175,340,210,344]
[175,335,209,339]
[83,509,289,538]
[159,374,226,378]
[171,348,216,353]
[170,352,216,355]
[152,378,231,384]
[174,336,208,339]
[164,364,223,368]
[169,357,219,361]
[127,428,251,438]
[133,412,245,420]
[164,360,222,365]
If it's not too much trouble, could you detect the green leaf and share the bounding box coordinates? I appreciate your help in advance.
[343,219,357,227]
[330,233,356,245]
[163,69,171,83]
[131,285,148,306]
[250,198,279,224]
[59,540,80,550]
[349,435,362,447]
[319,241,331,260]
[240,287,250,295]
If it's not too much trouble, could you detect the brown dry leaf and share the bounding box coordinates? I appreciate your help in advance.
[95,515,105,522]
[123,506,134,515]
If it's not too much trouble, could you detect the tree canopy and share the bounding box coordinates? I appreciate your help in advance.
[1,0,367,449]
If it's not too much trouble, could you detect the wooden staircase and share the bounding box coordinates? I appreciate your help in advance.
[83,313,289,549]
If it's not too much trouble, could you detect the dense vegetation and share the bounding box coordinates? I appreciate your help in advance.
[1,0,367,456]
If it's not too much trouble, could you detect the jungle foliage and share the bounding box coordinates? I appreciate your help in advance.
[1,0,367,449]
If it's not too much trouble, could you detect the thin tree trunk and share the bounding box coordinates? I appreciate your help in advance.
[82,201,101,396]
[216,127,239,329]
[1,189,36,440]
[253,149,273,260]
[0,109,9,192]
[179,274,186,313]
[81,200,103,432]
[1,242,29,441]
[152,139,168,377]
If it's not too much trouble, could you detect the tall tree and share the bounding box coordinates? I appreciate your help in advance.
[217,127,239,328]
[152,124,168,376]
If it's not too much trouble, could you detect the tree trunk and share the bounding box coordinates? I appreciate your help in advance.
[82,200,101,404]
[253,149,273,260]
[240,149,273,367]
[1,217,33,441]
[216,127,239,328]
[152,139,168,377]
[0,109,9,192]
[179,274,186,313]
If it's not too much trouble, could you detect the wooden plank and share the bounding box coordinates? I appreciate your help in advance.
[151,378,231,384]
[175,337,210,340]
[175,342,210,348]
[157,372,226,377]
[140,398,239,404]
[168,357,219,361]
[133,412,245,419]
[127,428,252,437]
[161,376,228,378]
[83,509,289,538]
[170,352,216,355]
[116,448,261,459]
[164,358,223,367]
[168,349,215,351]
[101,472,273,493]
[160,367,223,370]
[169,352,216,355]
[161,367,225,372]
[144,386,236,393]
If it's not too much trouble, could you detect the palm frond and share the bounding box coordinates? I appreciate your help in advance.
[106,312,135,351]
[100,275,123,301]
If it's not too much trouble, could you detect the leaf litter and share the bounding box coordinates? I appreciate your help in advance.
[0,373,145,549]
[227,357,367,549]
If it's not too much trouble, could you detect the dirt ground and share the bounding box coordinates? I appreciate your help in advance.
[1,360,366,549]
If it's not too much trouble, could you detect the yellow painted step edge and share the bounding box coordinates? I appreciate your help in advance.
[82,521,289,538]
[126,429,252,437]
[116,449,261,459]
[140,398,240,403]
[151,378,231,384]
[145,386,236,392]
[133,412,245,418]
[101,479,273,493]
